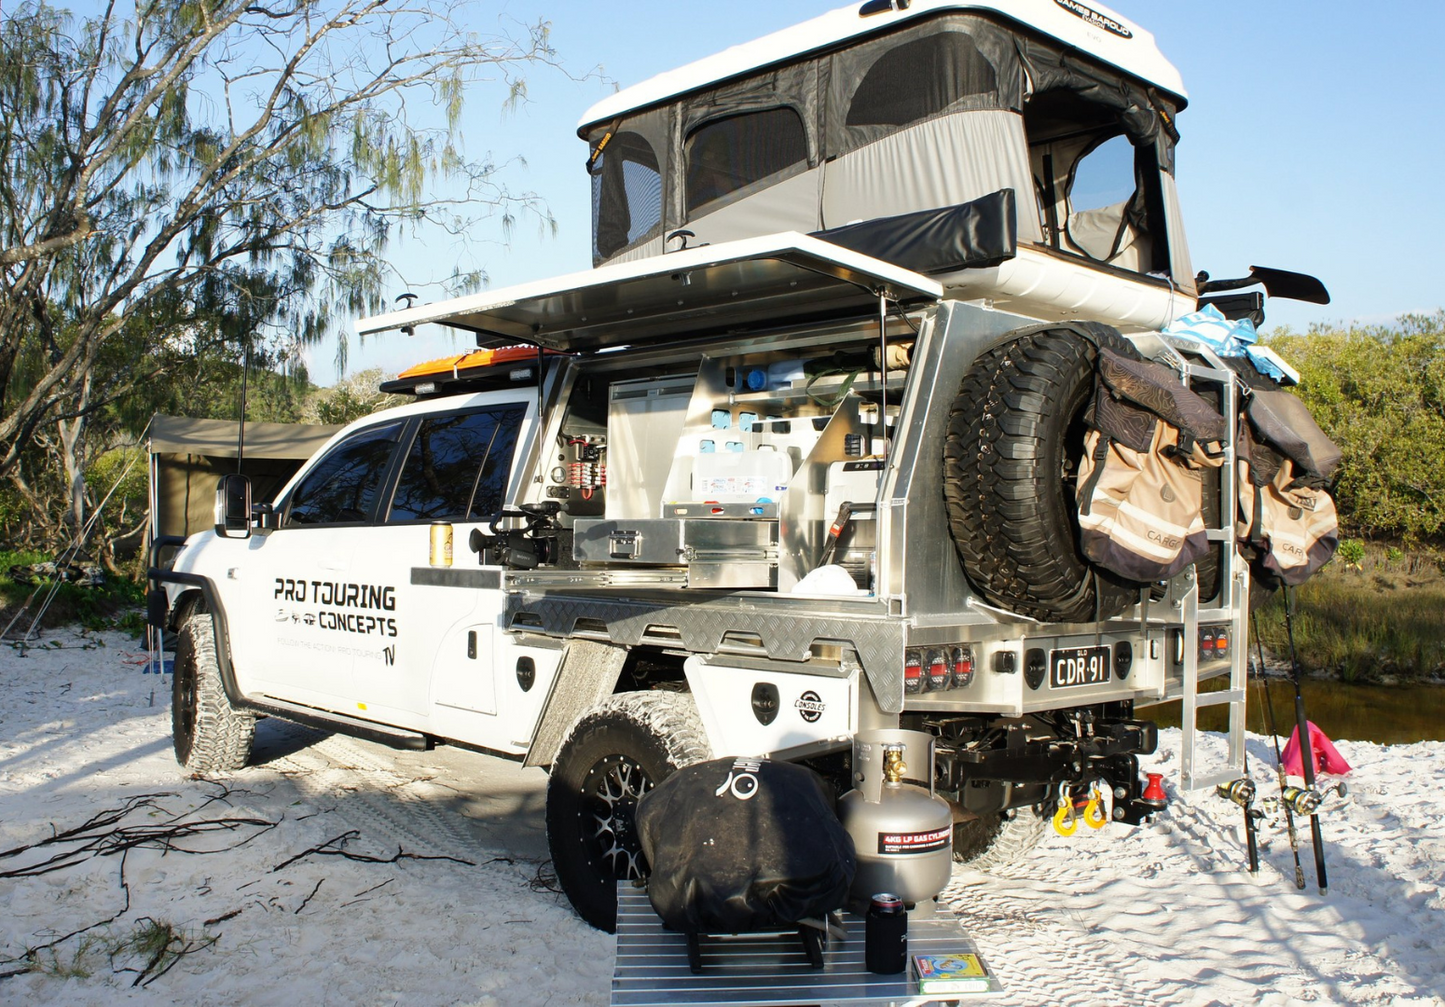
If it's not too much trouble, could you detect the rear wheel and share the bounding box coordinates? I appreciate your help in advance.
[952,807,1048,871]
[545,692,710,932]
[172,610,255,773]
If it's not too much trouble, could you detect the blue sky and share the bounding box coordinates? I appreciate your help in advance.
[321,0,1445,383]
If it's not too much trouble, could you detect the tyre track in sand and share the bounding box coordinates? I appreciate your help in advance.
[942,863,1157,1007]
[257,721,495,866]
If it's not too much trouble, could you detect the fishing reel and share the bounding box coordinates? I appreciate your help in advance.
[1216,778,1265,822]
[1216,777,1258,809]
[1278,782,1348,818]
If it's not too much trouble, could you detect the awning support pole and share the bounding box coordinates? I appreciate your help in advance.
[878,290,889,461]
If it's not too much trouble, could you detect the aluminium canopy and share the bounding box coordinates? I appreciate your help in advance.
[148,414,341,541]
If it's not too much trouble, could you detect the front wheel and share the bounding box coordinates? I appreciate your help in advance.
[545,691,710,932]
[172,609,255,773]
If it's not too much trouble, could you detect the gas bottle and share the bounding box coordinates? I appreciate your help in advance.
[838,729,953,908]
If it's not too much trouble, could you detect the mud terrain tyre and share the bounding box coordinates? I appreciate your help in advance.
[944,323,1139,622]
[546,691,710,932]
[172,610,255,772]
[952,807,1048,870]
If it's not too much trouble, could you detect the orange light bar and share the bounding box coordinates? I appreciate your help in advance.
[397,345,560,380]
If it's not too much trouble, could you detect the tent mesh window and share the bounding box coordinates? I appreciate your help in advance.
[591,131,663,260]
[684,107,807,214]
[845,31,997,128]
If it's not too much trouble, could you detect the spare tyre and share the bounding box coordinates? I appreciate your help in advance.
[943,322,1139,622]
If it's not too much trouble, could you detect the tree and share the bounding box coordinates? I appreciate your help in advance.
[0,325,311,561]
[0,0,562,546]
[299,368,406,425]
[1267,311,1445,542]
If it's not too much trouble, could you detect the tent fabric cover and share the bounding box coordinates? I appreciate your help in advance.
[148,414,340,459]
[818,110,1038,240]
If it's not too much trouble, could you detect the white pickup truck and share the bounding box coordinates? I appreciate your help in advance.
[151,0,1327,931]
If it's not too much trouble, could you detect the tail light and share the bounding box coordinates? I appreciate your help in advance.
[1199,626,1229,660]
[950,646,974,688]
[903,645,974,694]
[903,650,923,694]
[926,650,950,691]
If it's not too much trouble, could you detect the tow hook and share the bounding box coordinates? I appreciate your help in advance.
[1083,783,1107,829]
[1053,789,1079,836]
[1052,782,1108,836]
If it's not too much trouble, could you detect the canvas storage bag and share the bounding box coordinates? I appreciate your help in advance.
[1237,389,1341,586]
[1077,348,1227,582]
[636,757,855,936]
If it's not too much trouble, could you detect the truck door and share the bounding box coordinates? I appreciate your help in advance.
[240,419,405,710]
[346,400,530,727]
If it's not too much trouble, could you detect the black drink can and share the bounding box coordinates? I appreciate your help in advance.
[865,893,907,974]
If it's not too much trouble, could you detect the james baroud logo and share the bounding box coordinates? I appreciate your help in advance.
[1053,0,1133,39]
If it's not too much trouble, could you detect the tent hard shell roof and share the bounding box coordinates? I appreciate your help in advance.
[578,0,1185,132]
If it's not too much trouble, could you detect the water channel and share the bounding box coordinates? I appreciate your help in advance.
[1145,678,1445,746]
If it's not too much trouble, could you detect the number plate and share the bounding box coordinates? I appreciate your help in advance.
[1049,646,1111,689]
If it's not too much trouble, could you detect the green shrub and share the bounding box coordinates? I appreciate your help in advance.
[1253,542,1445,681]
[0,550,144,632]
[1266,311,1445,542]
[1337,539,1366,568]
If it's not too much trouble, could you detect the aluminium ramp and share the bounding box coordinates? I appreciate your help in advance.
[612,884,1003,1006]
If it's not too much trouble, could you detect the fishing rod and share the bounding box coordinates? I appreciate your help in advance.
[1253,623,1306,890]
[1281,585,1329,894]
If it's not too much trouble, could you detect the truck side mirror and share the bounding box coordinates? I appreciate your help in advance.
[215,474,252,539]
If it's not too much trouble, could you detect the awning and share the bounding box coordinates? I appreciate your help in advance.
[355,232,943,352]
[147,414,341,459]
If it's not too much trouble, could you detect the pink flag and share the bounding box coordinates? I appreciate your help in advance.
[1281,720,1352,777]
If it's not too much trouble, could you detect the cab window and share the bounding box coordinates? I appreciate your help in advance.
[284,422,403,527]
[387,405,527,523]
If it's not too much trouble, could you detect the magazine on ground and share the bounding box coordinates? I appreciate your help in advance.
[913,952,990,995]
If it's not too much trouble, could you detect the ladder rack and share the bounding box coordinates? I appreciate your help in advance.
[1160,338,1251,792]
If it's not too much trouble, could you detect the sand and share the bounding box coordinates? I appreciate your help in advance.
[1,628,1441,1005]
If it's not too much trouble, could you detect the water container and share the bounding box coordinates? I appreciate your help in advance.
[738,359,805,391]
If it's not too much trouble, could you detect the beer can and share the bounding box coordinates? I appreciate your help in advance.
[865,893,907,974]
[429,521,453,568]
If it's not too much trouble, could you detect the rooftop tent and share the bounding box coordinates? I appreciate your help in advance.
[147,414,341,541]
[576,1,1191,293]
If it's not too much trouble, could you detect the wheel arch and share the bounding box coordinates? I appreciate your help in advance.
[149,570,252,712]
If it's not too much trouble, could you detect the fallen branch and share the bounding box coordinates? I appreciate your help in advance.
[529,860,562,894]
[272,830,474,872]
[294,879,325,914]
